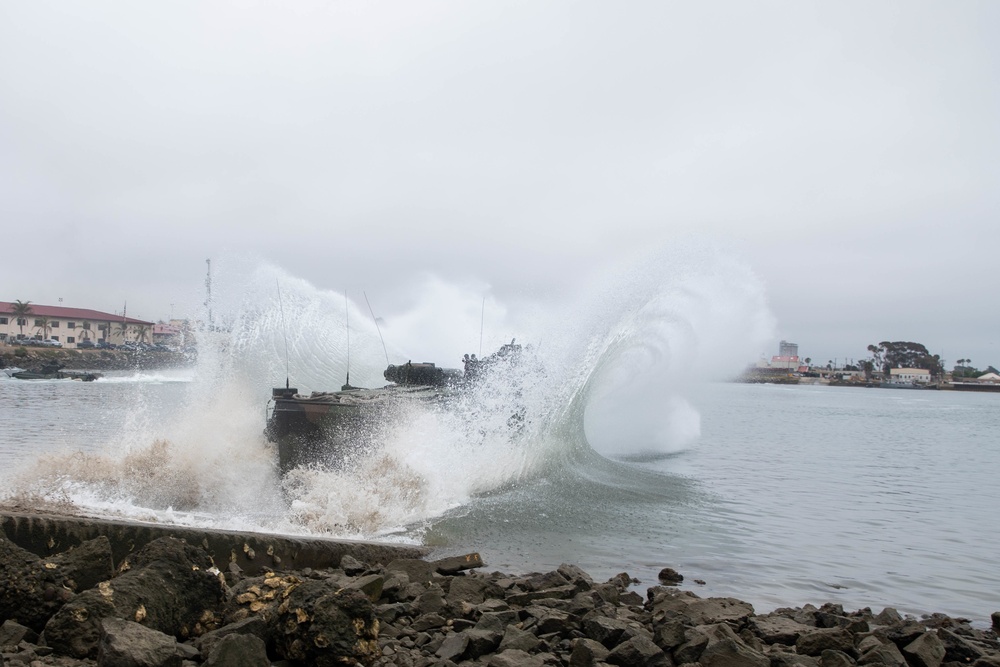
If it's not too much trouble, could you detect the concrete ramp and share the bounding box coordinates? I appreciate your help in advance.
[0,511,427,575]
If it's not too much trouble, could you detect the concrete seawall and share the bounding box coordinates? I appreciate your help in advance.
[0,511,426,574]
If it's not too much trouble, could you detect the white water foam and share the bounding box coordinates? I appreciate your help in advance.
[7,242,774,539]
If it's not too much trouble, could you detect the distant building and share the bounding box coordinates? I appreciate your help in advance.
[779,340,799,357]
[0,301,154,348]
[889,368,931,384]
[769,355,801,370]
[153,319,194,348]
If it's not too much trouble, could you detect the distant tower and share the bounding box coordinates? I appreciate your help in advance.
[779,340,798,357]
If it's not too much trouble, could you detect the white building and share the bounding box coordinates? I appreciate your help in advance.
[889,368,932,384]
[1,301,154,348]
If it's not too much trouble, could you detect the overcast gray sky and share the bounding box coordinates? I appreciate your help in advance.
[2,1,997,368]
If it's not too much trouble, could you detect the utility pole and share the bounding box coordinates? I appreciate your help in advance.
[205,259,213,329]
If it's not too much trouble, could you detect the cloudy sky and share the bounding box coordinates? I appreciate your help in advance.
[1,1,997,368]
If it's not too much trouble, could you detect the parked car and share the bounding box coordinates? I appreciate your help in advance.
[39,339,62,348]
[77,339,96,349]
[96,340,116,349]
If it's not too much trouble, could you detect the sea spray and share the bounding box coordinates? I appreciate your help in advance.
[4,242,774,539]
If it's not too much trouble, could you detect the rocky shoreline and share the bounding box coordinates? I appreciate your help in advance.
[0,347,192,372]
[2,530,998,667]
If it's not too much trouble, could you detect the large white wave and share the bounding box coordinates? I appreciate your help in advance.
[5,241,773,539]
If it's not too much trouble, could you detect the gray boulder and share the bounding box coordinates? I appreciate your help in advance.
[203,633,269,667]
[0,619,38,649]
[820,649,857,667]
[752,615,816,645]
[607,634,670,666]
[97,617,181,667]
[902,632,946,667]
[570,637,611,667]
[796,627,856,657]
[193,616,267,658]
[859,641,907,667]
[488,648,546,667]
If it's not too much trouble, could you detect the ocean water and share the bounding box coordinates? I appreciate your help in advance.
[1,253,997,624]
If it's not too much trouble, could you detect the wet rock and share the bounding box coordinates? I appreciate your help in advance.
[658,568,684,585]
[885,622,930,649]
[937,627,987,663]
[42,537,224,658]
[488,647,546,667]
[346,573,385,602]
[903,632,947,667]
[752,615,816,645]
[652,617,687,649]
[432,553,484,575]
[506,584,578,606]
[859,641,907,667]
[650,587,755,627]
[796,628,857,657]
[193,616,267,658]
[267,581,380,666]
[97,617,181,667]
[340,554,366,576]
[498,625,541,653]
[582,614,630,647]
[525,605,573,636]
[386,558,437,584]
[464,612,505,658]
[0,536,75,631]
[48,535,115,593]
[6,522,1000,667]
[413,585,447,616]
[203,633,269,667]
[992,613,1000,634]
[0,620,38,648]
[820,649,857,667]
[770,648,822,667]
[446,575,504,607]
[607,634,669,666]
[875,609,904,626]
[558,563,595,590]
[570,637,611,667]
[435,632,469,662]
[675,622,743,664]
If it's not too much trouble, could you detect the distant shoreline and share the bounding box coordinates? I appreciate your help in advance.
[0,346,193,372]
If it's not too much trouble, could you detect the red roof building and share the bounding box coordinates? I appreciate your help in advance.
[0,301,153,348]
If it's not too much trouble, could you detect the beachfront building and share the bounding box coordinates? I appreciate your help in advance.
[0,301,154,349]
[889,368,932,384]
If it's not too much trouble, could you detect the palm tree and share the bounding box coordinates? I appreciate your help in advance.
[34,316,51,341]
[134,325,150,344]
[11,300,32,340]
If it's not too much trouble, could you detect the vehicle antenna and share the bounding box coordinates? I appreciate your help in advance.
[344,289,351,388]
[276,279,290,389]
[479,296,485,357]
[364,291,390,366]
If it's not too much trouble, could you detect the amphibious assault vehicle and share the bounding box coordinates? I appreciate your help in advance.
[265,340,521,473]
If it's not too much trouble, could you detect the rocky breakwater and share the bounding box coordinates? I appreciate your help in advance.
[1,347,192,372]
[2,533,1000,667]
